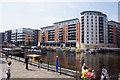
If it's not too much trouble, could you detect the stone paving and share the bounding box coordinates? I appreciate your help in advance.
[0,54,74,79]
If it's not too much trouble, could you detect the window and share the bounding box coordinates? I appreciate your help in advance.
[87,16,89,18]
[87,35,89,37]
[91,16,93,18]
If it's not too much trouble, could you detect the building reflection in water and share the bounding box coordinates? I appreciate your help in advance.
[41,51,120,77]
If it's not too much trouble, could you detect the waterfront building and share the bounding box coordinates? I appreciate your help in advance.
[39,18,80,48]
[80,11,108,49]
[4,30,12,44]
[11,28,39,46]
[40,26,55,46]
[54,18,80,48]
[108,21,120,48]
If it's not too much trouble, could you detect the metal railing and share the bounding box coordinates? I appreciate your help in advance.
[1,53,80,79]
[1,53,120,80]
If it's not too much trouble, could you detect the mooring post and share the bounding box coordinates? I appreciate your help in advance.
[56,56,58,72]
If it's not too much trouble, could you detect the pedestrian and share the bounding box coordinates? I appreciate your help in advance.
[87,68,92,80]
[25,56,29,69]
[82,63,86,73]
[82,66,87,80]
[90,70,95,80]
[6,62,12,80]
[81,63,86,79]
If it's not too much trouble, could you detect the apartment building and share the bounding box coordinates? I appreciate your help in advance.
[40,26,55,46]
[108,21,120,48]
[80,11,108,49]
[4,30,12,43]
[11,28,39,46]
[54,18,80,47]
[39,18,80,47]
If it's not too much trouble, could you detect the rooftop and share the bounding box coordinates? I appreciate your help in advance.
[108,20,120,25]
[40,25,54,29]
[54,18,79,24]
[80,11,107,17]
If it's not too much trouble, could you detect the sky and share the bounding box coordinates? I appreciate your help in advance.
[0,1,119,32]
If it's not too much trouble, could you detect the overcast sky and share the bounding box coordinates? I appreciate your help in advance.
[0,2,119,32]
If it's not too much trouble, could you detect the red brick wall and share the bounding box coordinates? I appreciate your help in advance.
[76,23,80,42]
[44,30,48,42]
[38,31,42,42]
[113,25,117,46]
[63,25,68,42]
[54,26,59,42]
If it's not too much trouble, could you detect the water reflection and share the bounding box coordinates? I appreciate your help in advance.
[40,51,120,77]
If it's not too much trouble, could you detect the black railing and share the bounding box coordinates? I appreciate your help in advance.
[1,53,120,80]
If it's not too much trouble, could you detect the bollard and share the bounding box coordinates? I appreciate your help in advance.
[48,61,49,71]
[76,67,77,80]
[40,59,42,68]
[56,56,58,72]
[60,64,61,75]
[38,61,40,68]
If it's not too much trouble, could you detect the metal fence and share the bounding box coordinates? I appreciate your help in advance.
[1,53,120,80]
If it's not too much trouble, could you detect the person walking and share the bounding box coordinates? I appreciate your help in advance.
[6,62,12,80]
[81,63,86,79]
[87,68,92,80]
[90,70,95,80]
[25,56,29,69]
[82,66,87,80]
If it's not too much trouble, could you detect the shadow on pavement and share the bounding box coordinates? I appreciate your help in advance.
[27,68,36,71]
[0,60,7,64]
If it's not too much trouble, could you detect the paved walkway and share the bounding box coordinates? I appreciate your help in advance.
[0,54,74,79]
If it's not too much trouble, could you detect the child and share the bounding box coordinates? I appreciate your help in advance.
[87,68,92,80]
[6,62,12,80]
[90,70,95,80]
